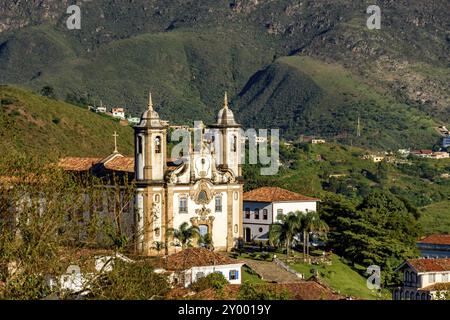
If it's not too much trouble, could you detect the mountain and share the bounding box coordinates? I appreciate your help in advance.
[0,0,448,148]
[0,85,134,159]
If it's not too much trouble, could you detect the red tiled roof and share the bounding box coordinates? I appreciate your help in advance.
[191,281,345,300]
[407,258,450,273]
[159,248,241,271]
[104,156,134,173]
[419,282,450,292]
[418,234,450,245]
[58,157,102,172]
[243,187,319,202]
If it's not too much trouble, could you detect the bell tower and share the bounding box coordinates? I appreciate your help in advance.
[210,92,242,178]
[134,92,169,255]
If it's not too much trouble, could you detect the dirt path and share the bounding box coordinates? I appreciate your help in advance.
[242,258,303,283]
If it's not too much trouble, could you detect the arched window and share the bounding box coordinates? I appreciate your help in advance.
[245,208,250,219]
[155,136,161,154]
[215,195,222,212]
[154,194,160,203]
[231,135,237,152]
[254,209,260,220]
[263,209,268,220]
[137,136,143,154]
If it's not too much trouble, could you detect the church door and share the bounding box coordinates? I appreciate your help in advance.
[245,228,251,243]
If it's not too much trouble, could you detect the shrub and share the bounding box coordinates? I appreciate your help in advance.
[191,272,228,292]
[238,281,290,300]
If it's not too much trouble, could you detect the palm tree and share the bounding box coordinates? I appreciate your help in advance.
[269,212,302,257]
[302,211,329,263]
[167,222,200,249]
[198,232,214,250]
[152,241,166,256]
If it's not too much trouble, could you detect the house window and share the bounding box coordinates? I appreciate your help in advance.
[277,209,283,215]
[215,195,222,212]
[443,273,449,282]
[259,227,263,233]
[179,196,188,213]
[429,274,435,283]
[196,272,205,282]
[263,209,268,220]
[155,136,161,154]
[254,209,260,220]
[229,270,239,280]
[245,208,250,219]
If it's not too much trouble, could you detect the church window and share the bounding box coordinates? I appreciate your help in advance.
[179,196,188,213]
[245,208,250,219]
[231,135,237,152]
[234,224,238,233]
[137,136,143,154]
[254,209,260,220]
[215,195,222,212]
[263,209,268,220]
[234,192,238,200]
[154,194,160,203]
[198,190,207,203]
[155,136,162,154]
[229,270,239,280]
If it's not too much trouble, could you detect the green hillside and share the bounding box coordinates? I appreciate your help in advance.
[0,1,448,150]
[0,85,134,160]
[236,56,441,150]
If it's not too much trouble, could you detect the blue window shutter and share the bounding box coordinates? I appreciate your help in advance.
[236,270,239,279]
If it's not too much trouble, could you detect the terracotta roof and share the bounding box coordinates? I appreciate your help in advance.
[159,248,241,271]
[419,282,450,292]
[104,156,134,173]
[58,157,102,172]
[191,281,345,300]
[407,258,450,273]
[418,234,450,245]
[243,187,319,203]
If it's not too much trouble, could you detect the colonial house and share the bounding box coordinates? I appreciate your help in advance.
[417,234,450,258]
[155,248,243,288]
[242,187,320,242]
[393,258,450,300]
[111,107,126,120]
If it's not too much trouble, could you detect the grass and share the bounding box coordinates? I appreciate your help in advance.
[288,253,389,300]
[0,85,134,160]
[419,201,450,235]
[241,265,266,284]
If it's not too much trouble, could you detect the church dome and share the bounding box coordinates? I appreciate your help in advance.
[216,92,237,126]
[137,93,167,128]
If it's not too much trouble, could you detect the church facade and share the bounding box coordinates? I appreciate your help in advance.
[134,93,244,256]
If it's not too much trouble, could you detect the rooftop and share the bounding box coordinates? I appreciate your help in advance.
[418,234,450,246]
[407,258,450,273]
[243,187,320,203]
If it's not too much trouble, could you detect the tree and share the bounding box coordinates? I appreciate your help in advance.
[269,212,302,257]
[302,211,329,262]
[190,272,228,292]
[167,222,200,249]
[40,86,56,99]
[238,282,290,300]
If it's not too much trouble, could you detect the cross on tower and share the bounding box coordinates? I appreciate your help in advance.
[113,131,119,153]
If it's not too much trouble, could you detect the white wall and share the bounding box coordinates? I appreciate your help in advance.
[184,264,243,287]
[243,200,317,241]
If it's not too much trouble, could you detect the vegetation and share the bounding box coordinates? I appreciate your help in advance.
[190,272,228,293]
[0,86,134,159]
[167,222,200,250]
[238,281,290,300]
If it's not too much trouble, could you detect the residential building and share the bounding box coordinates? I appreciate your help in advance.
[242,187,319,242]
[112,107,126,120]
[418,235,450,258]
[311,139,326,144]
[393,258,450,300]
[155,248,243,288]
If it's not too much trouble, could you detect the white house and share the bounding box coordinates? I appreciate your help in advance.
[393,258,450,300]
[112,107,126,120]
[242,187,320,242]
[156,248,244,288]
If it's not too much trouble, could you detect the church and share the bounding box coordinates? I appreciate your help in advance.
[133,93,244,255]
